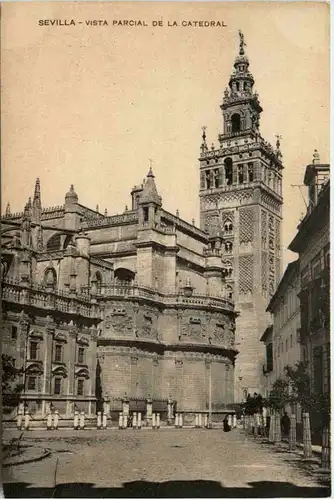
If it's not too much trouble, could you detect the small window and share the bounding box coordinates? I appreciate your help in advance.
[290,334,293,348]
[55,344,63,363]
[11,325,18,340]
[78,347,85,364]
[143,207,149,222]
[285,339,288,352]
[77,379,84,396]
[54,377,62,395]
[225,241,233,253]
[29,341,38,360]
[27,376,36,391]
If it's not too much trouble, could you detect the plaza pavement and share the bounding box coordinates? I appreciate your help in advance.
[3,428,331,497]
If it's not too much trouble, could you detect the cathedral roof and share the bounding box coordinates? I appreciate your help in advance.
[140,167,162,205]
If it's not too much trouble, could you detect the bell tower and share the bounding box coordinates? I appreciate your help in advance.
[199,31,284,402]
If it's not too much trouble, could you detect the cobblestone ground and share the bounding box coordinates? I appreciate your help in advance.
[3,428,331,497]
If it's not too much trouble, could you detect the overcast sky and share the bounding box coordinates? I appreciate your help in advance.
[2,2,330,269]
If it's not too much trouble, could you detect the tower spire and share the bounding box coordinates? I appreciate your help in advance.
[5,202,11,216]
[32,177,42,222]
[238,30,246,56]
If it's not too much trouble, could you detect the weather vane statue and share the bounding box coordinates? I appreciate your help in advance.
[238,30,246,55]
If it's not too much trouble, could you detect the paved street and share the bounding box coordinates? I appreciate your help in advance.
[3,428,330,497]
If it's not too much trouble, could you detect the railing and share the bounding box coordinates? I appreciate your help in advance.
[100,283,234,311]
[81,212,138,229]
[1,278,96,317]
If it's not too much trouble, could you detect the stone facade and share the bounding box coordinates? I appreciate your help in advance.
[2,170,237,419]
[288,153,330,403]
[199,32,283,401]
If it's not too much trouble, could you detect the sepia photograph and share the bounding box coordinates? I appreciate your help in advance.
[1,1,331,497]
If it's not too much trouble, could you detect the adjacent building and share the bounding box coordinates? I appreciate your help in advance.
[288,152,330,401]
[261,260,301,404]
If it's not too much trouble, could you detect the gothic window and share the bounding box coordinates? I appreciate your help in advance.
[205,170,211,189]
[46,234,61,251]
[224,158,233,185]
[143,207,149,222]
[248,163,254,182]
[231,113,241,133]
[224,261,233,278]
[225,241,233,253]
[235,82,240,91]
[238,164,244,184]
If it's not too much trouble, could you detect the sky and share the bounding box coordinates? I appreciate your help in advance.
[1,1,330,270]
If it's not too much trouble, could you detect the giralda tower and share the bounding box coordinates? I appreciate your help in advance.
[199,32,283,402]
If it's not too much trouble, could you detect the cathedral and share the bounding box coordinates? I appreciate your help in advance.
[1,32,282,422]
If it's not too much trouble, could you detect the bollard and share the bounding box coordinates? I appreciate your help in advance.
[119,413,123,429]
[302,412,312,459]
[321,427,330,470]
[156,413,160,429]
[17,410,23,430]
[79,411,85,430]
[74,410,79,430]
[97,412,102,430]
[152,413,156,429]
[53,410,59,430]
[102,412,107,429]
[138,412,142,429]
[204,414,208,428]
[175,413,179,428]
[47,412,53,430]
[133,412,137,429]
[289,414,297,451]
[199,413,203,428]
[195,414,199,428]
[233,414,237,428]
[179,413,183,428]
[274,411,281,445]
[24,412,30,430]
[269,412,275,443]
[123,414,128,429]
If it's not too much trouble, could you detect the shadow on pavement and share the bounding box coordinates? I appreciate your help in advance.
[3,480,331,498]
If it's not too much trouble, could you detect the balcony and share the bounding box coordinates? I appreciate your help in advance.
[1,277,98,318]
[99,283,234,312]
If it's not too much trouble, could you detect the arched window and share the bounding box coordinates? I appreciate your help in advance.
[226,285,233,300]
[46,234,61,251]
[231,113,241,133]
[224,261,233,278]
[238,165,244,184]
[114,268,135,285]
[225,241,233,253]
[224,220,233,234]
[224,158,233,186]
[44,267,57,289]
